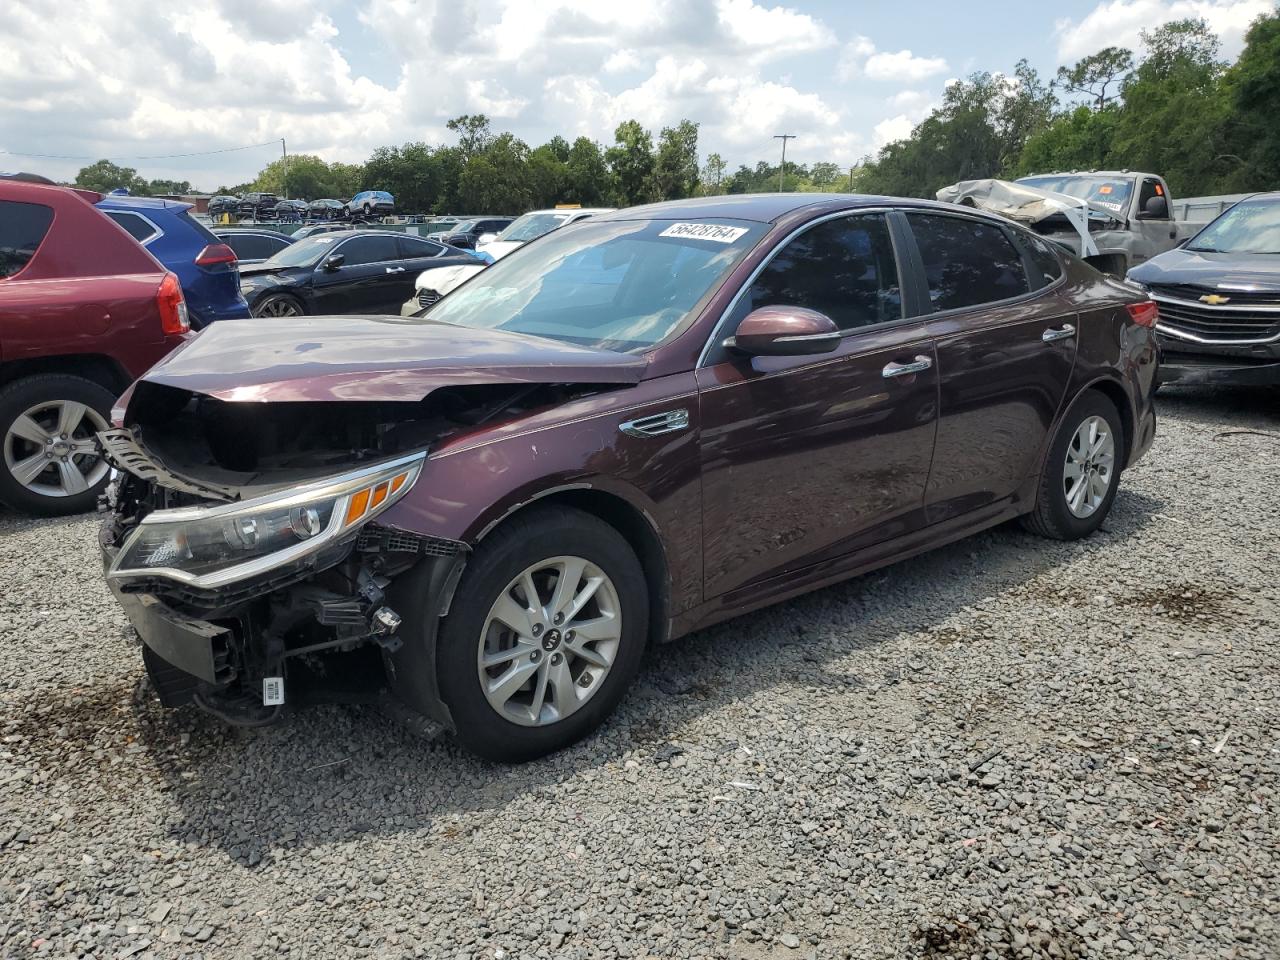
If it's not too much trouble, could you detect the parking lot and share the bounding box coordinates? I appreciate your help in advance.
[1,385,1277,959]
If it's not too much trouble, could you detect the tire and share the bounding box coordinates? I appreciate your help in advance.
[0,374,115,517]
[1022,390,1124,540]
[431,506,649,762]
[363,203,374,217]
[252,293,305,318]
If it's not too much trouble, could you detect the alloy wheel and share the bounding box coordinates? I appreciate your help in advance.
[258,298,303,318]
[1062,414,1115,518]
[3,400,109,498]
[477,555,622,727]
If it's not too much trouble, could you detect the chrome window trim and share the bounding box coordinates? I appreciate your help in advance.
[697,206,900,369]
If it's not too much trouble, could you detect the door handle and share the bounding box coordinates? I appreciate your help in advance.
[619,408,690,438]
[1041,324,1076,342]
[385,266,405,274]
[882,355,932,378]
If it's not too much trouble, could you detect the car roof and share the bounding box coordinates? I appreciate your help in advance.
[214,227,289,235]
[97,195,192,213]
[593,193,982,224]
[295,229,421,240]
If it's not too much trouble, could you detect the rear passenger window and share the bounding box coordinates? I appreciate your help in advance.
[105,211,159,244]
[742,214,902,331]
[1024,234,1064,286]
[907,214,1030,311]
[0,200,55,279]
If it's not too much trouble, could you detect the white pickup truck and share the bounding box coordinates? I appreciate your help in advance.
[939,171,1213,276]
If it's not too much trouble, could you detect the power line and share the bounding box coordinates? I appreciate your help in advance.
[0,139,285,162]
[773,134,796,192]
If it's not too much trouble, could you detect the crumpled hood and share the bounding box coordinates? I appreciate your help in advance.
[937,179,1124,225]
[1128,247,1280,291]
[137,316,647,402]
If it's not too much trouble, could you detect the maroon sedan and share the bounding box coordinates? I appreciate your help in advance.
[99,194,1158,760]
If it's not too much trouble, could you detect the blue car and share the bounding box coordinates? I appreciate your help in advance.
[96,196,250,328]
[347,190,395,218]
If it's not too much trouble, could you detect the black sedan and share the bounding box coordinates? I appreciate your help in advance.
[308,199,346,221]
[427,216,513,249]
[1128,192,1280,385]
[238,229,483,317]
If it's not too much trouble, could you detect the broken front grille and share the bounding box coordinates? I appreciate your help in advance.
[356,524,463,557]
[417,290,442,309]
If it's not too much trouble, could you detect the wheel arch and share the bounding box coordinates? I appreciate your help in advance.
[0,355,131,396]
[474,486,672,647]
[1078,376,1134,465]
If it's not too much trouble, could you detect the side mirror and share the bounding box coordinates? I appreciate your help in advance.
[729,306,841,357]
[1139,195,1168,219]
[322,253,345,271]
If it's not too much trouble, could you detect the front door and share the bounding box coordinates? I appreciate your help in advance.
[312,234,403,314]
[697,212,939,601]
[1130,176,1178,265]
[898,212,1077,523]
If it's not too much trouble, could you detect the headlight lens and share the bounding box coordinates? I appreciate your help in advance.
[111,453,424,588]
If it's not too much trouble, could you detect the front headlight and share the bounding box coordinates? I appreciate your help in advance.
[110,452,424,589]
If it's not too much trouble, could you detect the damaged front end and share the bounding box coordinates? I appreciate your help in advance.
[100,442,466,725]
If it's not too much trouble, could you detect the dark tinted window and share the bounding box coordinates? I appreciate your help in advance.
[742,214,902,331]
[105,210,158,243]
[1138,178,1167,218]
[398,236,445,259]
[338,235,400,265]
[0,200,54,278]
[1024,233,1064,286]
[181,212,221,246]
[222,233,288,260]
[908,214,1029,311]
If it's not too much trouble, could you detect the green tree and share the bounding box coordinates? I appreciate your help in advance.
[527,143,569,208]
[652,119,700,200]
[1016,105,1121,176]
[1055,47,1135,109]
[564,138,613,205]
[606,119,656,206]
[1223,9,1280,191]
[74,160,147,194]
[361,142,442,211]
[1110,18,1231,195]
[447,115,494,160]
[701,153,727,195]
[145,179,193,196]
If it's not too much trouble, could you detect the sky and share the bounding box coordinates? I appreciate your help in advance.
[1,0,1274,191]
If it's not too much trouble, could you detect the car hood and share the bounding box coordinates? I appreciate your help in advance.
[475,239,523,260]
[1128,247,1280,291]
[136,315,648,402]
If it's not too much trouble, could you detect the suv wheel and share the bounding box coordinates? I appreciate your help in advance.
[427,507,649,762]
[0,375,115,516]
[1022,390,1123,540]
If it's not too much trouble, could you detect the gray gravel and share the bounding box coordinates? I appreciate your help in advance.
[2,385,1278,959]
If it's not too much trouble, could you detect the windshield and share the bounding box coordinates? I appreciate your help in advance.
[453,219,481,233]
[424,218,764,352]
[1018,175,1133,215]
[260,235,343,268]
[1186,198,1280,254]
[495,212,572,243]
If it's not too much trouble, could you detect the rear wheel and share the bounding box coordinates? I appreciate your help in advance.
[433,507,648,762]
[1022,390,1123,540]
[0,375,114,516]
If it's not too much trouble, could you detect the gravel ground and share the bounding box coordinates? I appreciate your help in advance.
[1,386,1278,960]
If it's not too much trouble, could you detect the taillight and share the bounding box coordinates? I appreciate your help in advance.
[195,243,237,267]
[157,273,190,335]
[1126,301,1158,328]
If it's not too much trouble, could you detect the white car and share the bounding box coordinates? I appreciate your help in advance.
[400,262,487,315]
[475,207,614,260]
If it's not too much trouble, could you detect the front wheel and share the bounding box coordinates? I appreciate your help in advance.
[252,293,305,318]
[0,375,115,516]
[1022,390,1124,540]
[433,506,649,762]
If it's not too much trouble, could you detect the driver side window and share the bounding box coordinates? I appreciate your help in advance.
[739,214,902,332]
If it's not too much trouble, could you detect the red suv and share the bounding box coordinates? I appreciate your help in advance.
[0,178,191,516]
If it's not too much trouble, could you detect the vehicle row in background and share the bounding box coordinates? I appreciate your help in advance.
[207,191,397,223]
[1128,191,1280,386]
[0,178,191,516]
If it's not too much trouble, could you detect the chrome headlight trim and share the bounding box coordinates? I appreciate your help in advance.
[109,451,426,590]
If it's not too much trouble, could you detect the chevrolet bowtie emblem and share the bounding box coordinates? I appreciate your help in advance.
[1200,294,1231,305]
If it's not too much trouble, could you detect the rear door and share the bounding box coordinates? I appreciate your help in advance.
[899,211,1077,523]
[697,211,939,602]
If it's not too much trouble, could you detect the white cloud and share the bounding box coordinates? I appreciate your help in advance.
[873,115,915,149]
[837,35,948,83]
[1054,0,1273,62]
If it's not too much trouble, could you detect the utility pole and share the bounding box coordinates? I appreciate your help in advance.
[281,138,289,199]
[774,134,795,192]
[849,166,855,192]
